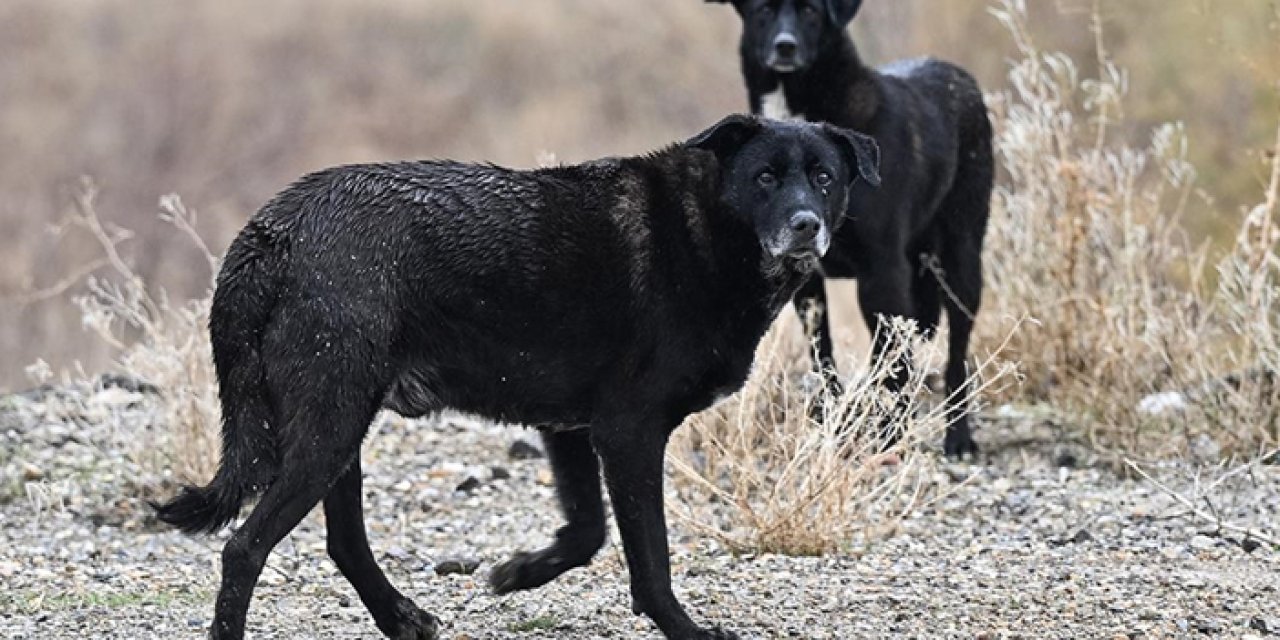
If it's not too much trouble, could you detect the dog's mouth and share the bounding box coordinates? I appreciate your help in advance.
[764,240,827,270]
[781,250,822,272]
[766,58,802,74]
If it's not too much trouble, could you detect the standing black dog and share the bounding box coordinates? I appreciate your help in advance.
[151,115,879,640]
[707,0,994,456]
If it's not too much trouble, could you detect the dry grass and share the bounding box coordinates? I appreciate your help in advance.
[65,183,221,485]
[975,0,1280,460]
[667,316,1014,556]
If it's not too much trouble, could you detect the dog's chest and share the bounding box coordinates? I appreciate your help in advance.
[760,88,798,121]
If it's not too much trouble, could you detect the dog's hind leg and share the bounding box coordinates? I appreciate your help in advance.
[326,458,440,639]
[490,429,606,594]
[212,429,371,639]
[936,140,993,458]
[936,225,985,457]
[911,249,943,340]
[211,316,396,639]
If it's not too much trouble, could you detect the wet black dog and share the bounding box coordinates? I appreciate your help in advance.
[707,0,994,456]
[151,115,879,640]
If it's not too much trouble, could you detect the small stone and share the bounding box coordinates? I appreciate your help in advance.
[1054,451,1078,469]
[535,468,554,486]
[1249,616,1272,633]
[1051,529,1092,546]
[1192,617,1223,634]
[454,476,482,493]
[22,461,44,481]
[1240,538,1262,554]
[434,558,480,576]
[1190,534,1217,551]
[489,466,511,481]
[508,440,544,460]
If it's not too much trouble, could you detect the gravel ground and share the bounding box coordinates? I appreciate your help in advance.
[1,381,1277,639]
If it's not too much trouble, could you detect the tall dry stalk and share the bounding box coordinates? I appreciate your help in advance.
[69,182,222,485]
[978,0,1280,459]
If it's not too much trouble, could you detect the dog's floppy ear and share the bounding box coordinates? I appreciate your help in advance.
[823,123,880,187]
[688,114,763,161]
[824,0,863,27]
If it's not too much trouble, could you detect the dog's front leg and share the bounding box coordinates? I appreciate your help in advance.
[591,417,739,640]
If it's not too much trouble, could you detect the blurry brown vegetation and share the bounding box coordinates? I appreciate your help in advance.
[2,0,1277,391]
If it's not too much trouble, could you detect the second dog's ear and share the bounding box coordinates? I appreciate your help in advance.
[824,0,863,27]
[688,114,763,161]
[823,124,881,187]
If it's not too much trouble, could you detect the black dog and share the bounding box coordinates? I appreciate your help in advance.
[707,0,994,456]
[152,115,879,640]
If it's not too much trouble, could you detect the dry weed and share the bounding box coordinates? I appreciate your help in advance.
[667,316,1014,556]
[67,181,221,485]
[976,0,1280,460]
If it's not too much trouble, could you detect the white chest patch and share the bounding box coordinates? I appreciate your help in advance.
[760,88,797,121]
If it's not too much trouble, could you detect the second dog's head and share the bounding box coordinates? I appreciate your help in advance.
[688,115,879,267]
[706,0,863,73]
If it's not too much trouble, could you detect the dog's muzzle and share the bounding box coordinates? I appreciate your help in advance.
[765,210,830,263]
[767,33,802,73]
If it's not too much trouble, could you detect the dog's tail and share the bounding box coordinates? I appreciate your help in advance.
[152,220,285,535]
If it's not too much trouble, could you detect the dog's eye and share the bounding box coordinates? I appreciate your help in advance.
[814,171,833,187]
[757,171,778,188]
[801,5,818,17]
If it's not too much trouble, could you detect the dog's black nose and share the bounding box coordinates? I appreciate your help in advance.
[789,211,821,239]
[774,34,798,59]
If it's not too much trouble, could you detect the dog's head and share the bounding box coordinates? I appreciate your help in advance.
[688,114,879,268]
[706,0,863,73]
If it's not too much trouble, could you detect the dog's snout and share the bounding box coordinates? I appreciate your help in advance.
[789,210,821,239]
[773,34,798,59]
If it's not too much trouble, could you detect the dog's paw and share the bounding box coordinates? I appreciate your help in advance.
[943,430,979,459]
[489,551,536,594]
[490,550,570,594]
[391,599,441,640]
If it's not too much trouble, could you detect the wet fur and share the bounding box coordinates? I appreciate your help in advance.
[152,116,877,640]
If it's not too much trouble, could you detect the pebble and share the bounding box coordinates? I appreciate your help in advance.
[433,558,480,576]
[507,439,544,460]
[1190,534,1217,551]
[18,460,50,482]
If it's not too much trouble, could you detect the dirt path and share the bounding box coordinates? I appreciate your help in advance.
[1,385,1277,639]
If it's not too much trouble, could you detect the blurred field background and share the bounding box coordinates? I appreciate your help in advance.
[1,0,1277,391]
